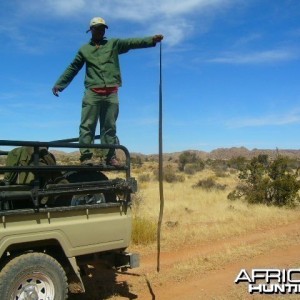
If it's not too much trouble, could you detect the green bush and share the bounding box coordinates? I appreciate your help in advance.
[138,173,151,182]
[178,151,204,172]
[193,177,226,191]
[209,159,228,173]
[228,156,247,171]
[164,167,178,183]
[228,155,300,207]
[184,161,205,175]
[131,155,144,167]
[154,165,185,183]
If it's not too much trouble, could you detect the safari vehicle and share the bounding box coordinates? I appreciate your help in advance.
[0,137,138,300]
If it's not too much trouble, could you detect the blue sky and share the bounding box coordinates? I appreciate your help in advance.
[1,0,300,154]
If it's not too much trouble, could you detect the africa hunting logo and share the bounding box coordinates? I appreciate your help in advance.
[235,269,300,294]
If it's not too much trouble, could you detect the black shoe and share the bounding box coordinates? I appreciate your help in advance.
[106,157,121,167]
[81,159,94,166]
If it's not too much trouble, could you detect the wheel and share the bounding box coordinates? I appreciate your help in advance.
[71,192,106,205]
[0,252,68,300]
[64,170,116,204]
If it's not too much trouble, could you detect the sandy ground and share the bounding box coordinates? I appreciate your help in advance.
[68,220,300,300]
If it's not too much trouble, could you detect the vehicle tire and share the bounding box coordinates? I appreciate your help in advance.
[0,252,68,300]
[65,170,116,203]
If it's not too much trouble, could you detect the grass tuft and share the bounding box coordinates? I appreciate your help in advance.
[132,216,157,245]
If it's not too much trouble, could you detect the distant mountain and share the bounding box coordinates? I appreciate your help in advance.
[50,147,300,162]
[133,147,300,161]
[208,147,300,160]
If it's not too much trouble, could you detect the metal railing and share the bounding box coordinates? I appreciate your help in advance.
[0,136,134,212]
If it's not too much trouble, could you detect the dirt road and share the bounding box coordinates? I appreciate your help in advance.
[69,220,300,299]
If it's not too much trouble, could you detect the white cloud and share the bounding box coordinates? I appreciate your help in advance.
[12,0,235,46]
[47,0,86,15]
[150,18,194,46]
[232,33,263,47]
[226,111,300,128]
[18,0,86,16]
[0,92,19,100]
[207,48,298,64]
[160,0,226,16]
[28,0,229,20]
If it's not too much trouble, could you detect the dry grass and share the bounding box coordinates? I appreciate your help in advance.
[130,163,300,253]
[126,164,300,298]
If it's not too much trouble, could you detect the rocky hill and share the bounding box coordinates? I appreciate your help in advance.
[131,147,300,162]
[208,147,300,160]
[2,147,300,165]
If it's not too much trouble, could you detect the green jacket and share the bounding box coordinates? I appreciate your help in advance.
[54,37,156,90]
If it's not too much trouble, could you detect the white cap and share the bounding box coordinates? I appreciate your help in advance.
[89,17,108,29]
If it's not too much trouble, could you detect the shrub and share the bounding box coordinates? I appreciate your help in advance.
[228,155,300,207]
[184,163,197,175]
[131,155,144,168]
[228,156,247,171]
[214,169,228,178]
[178,151,204,172]
[193,177,226,191]
[138,173,151,183]
[154,165,185,183]
[184,161,205,175]
[164,167,178,183]
[209,159,228,173]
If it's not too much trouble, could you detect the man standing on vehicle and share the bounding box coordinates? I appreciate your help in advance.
[52,17,164,166]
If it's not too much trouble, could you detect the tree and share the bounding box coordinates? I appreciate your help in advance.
[178,151,204,173]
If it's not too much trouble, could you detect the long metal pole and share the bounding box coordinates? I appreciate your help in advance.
[157,42,164,272]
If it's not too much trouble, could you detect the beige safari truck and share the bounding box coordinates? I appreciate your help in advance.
[0,137,138,300]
